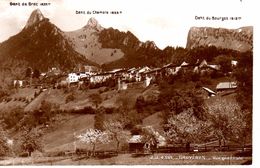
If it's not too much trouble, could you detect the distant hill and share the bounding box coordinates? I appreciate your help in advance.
[186,26,253,52]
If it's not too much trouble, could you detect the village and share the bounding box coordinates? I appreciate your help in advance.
[13,59,238,96]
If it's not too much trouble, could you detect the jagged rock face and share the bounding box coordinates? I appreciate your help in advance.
[0,9,94,71]
[24,9,45,29]
[186,26,253,52]
[64,18,124,65]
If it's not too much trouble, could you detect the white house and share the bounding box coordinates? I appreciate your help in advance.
[67,73,80,83]
[13,80,23,88]
[145,75,153,87]
[231,60,238,67]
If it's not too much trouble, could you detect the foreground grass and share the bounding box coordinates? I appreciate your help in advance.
[0,152,251,165]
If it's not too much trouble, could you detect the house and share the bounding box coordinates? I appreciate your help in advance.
[118,78,128,90]
[145,75,153,87]
[194,60,220,75]
[66,71,93,84]
[128,126,166,153]
[13,80,24,88]
[231,60,238,67]
[180,61,189,67]
[67,73,80,84]
[216,82,237,91]
[47,67,61,76]
[90,73,112,84]
[128,135,156,153]
[162,63,179,76]
[180,61,195,74]
[138,66,151,74]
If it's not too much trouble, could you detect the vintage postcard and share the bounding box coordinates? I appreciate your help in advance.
[0,0,254,166]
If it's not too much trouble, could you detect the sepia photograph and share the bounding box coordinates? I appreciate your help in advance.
[0,0,254,165]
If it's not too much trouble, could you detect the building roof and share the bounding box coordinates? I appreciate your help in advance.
[144,67,162,74]
[139,66,151,73]
[163,63,178,68]
[180,61,189,67]
[207,65,220,70]
[216,82,237,90]
[128,135,144,143]
[202,87,216,95]
[199,59,208,68]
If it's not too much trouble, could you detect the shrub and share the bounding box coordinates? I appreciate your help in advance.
[135,95,146,112]
[5,97,12,102]
[69,106,96,114]
[65,93,75,103]
[104,107,114,114]
[19,152,29,157]
[3,107,24,129]
[94,107,105,130]
[45,151,65,157]
[63,88,70,94]
[200,77,212,85]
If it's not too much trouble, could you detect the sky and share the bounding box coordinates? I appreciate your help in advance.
[0,0,255,49]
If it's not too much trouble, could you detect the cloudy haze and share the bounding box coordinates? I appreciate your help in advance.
[0,0,255,49]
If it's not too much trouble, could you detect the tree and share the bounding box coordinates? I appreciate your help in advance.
[32,69,40,78]
[2,107,24,129]
[213,55,232,74]
[206,97,249,148]
[233,51,252,143]
[159,87,206,123]
[25,67,32,78]
[234,51,253,111]
[34,100,58,125]
[65,93,75,103]
[94,107,105,130]
[165,108,211,151]
[77,129,110,156]
[18,101,59,128]
[103,119,130,152]
[89,93,102,109]
[20,127,42,156]
[0,120,9,156]
[116,95,141,129]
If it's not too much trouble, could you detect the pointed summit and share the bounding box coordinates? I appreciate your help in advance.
[83,17,103,31]
[24,9,45,29]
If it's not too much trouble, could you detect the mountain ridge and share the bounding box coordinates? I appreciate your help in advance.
[186,26,253,52]
[0,9,254,73]
[0,9,96,72]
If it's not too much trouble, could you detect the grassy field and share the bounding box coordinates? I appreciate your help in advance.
[42,114,95,152]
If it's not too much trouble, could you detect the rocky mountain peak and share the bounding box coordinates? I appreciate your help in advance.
[83,17,103,31]
[144,40,158,49]
[24,8,45,29]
